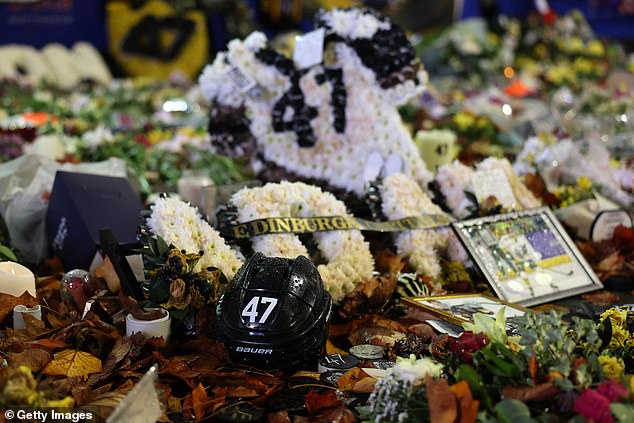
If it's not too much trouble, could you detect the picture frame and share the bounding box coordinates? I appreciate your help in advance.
[402,293,529,332]
[452,207,603,307]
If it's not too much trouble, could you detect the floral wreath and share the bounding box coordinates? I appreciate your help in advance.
[230,181,374,302]
[380,173,450,287]
[199,8,431,196]
[145,196,243,280]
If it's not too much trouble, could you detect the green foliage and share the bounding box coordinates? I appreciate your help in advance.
[186,147,250,186]
[463,308,509,345]
[515,311,577,378]
[0,244,17,262]
[366,374,429,423]
[611,403,634,422]
[494,399,532,423]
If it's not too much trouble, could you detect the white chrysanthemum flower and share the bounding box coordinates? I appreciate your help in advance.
[447,231,469,263]
[436,160,475,218]
[381,173,448,282]
[243,31,267,51]
[325,9,350,37]
[198,53,243,108]
[350,13,383,39]
[231,181,374,302]
[513,136,546,175]
[147,197,243,279]
[324,9,388,39]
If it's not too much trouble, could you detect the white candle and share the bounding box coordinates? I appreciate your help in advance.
[0,261,36,297]
[13,305,42,330]
[126,309,171,342]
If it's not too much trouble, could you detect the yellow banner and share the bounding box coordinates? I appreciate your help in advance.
[223,214,453,239]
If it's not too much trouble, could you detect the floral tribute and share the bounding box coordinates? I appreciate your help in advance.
[435,157,541,218]
[364,355,444,422]
[137,196,245,319]
[198,8,431,196]
[514,137,634,208]
[145,196,243,280]
[380,173,451,282]
[353,306,634,422]
[231,181,374,302]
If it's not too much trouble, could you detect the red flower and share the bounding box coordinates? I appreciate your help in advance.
[449,331,489,363]
[597,380,630,403]
[135,134,151,147]
[574,389,613,423]
[542,10,557,25]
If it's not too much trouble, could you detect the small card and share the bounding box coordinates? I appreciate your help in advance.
[471,169,517,208]
[89,252,146,283]
[228,64,256,93]
[590,209,633,242]
[426,319,464,338]
[293,28,325,69]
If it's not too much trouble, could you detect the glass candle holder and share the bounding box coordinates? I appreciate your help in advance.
[61,269,90,311]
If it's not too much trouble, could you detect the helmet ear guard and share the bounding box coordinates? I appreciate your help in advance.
[216,254,332,372]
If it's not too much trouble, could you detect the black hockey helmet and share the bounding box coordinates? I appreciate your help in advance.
[216,253,332,371]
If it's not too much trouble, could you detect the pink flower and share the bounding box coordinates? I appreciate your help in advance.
[574,389,613,423]
[596,380,630,403]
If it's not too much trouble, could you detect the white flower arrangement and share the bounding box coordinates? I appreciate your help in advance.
[319,8,390,40]
[435,160,475,219]
[534,139,634,207]
[231,181,374,302]
[390,354,444,383]
[367,354,443,422]
[436,158,541,217]
[380,173,449,282]
[513,136,547,176]
[146,196,243,280]
[198,8,431,196]
[613,165,634,193]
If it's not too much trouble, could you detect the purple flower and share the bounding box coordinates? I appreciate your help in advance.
[0,133,26,161]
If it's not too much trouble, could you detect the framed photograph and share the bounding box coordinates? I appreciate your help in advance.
[402,293,529,333]
[452,207,603,307]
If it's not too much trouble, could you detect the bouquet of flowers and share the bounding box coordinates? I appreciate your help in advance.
[138,196,243,319]
[363,355,444,422]
[361,305,634,422]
